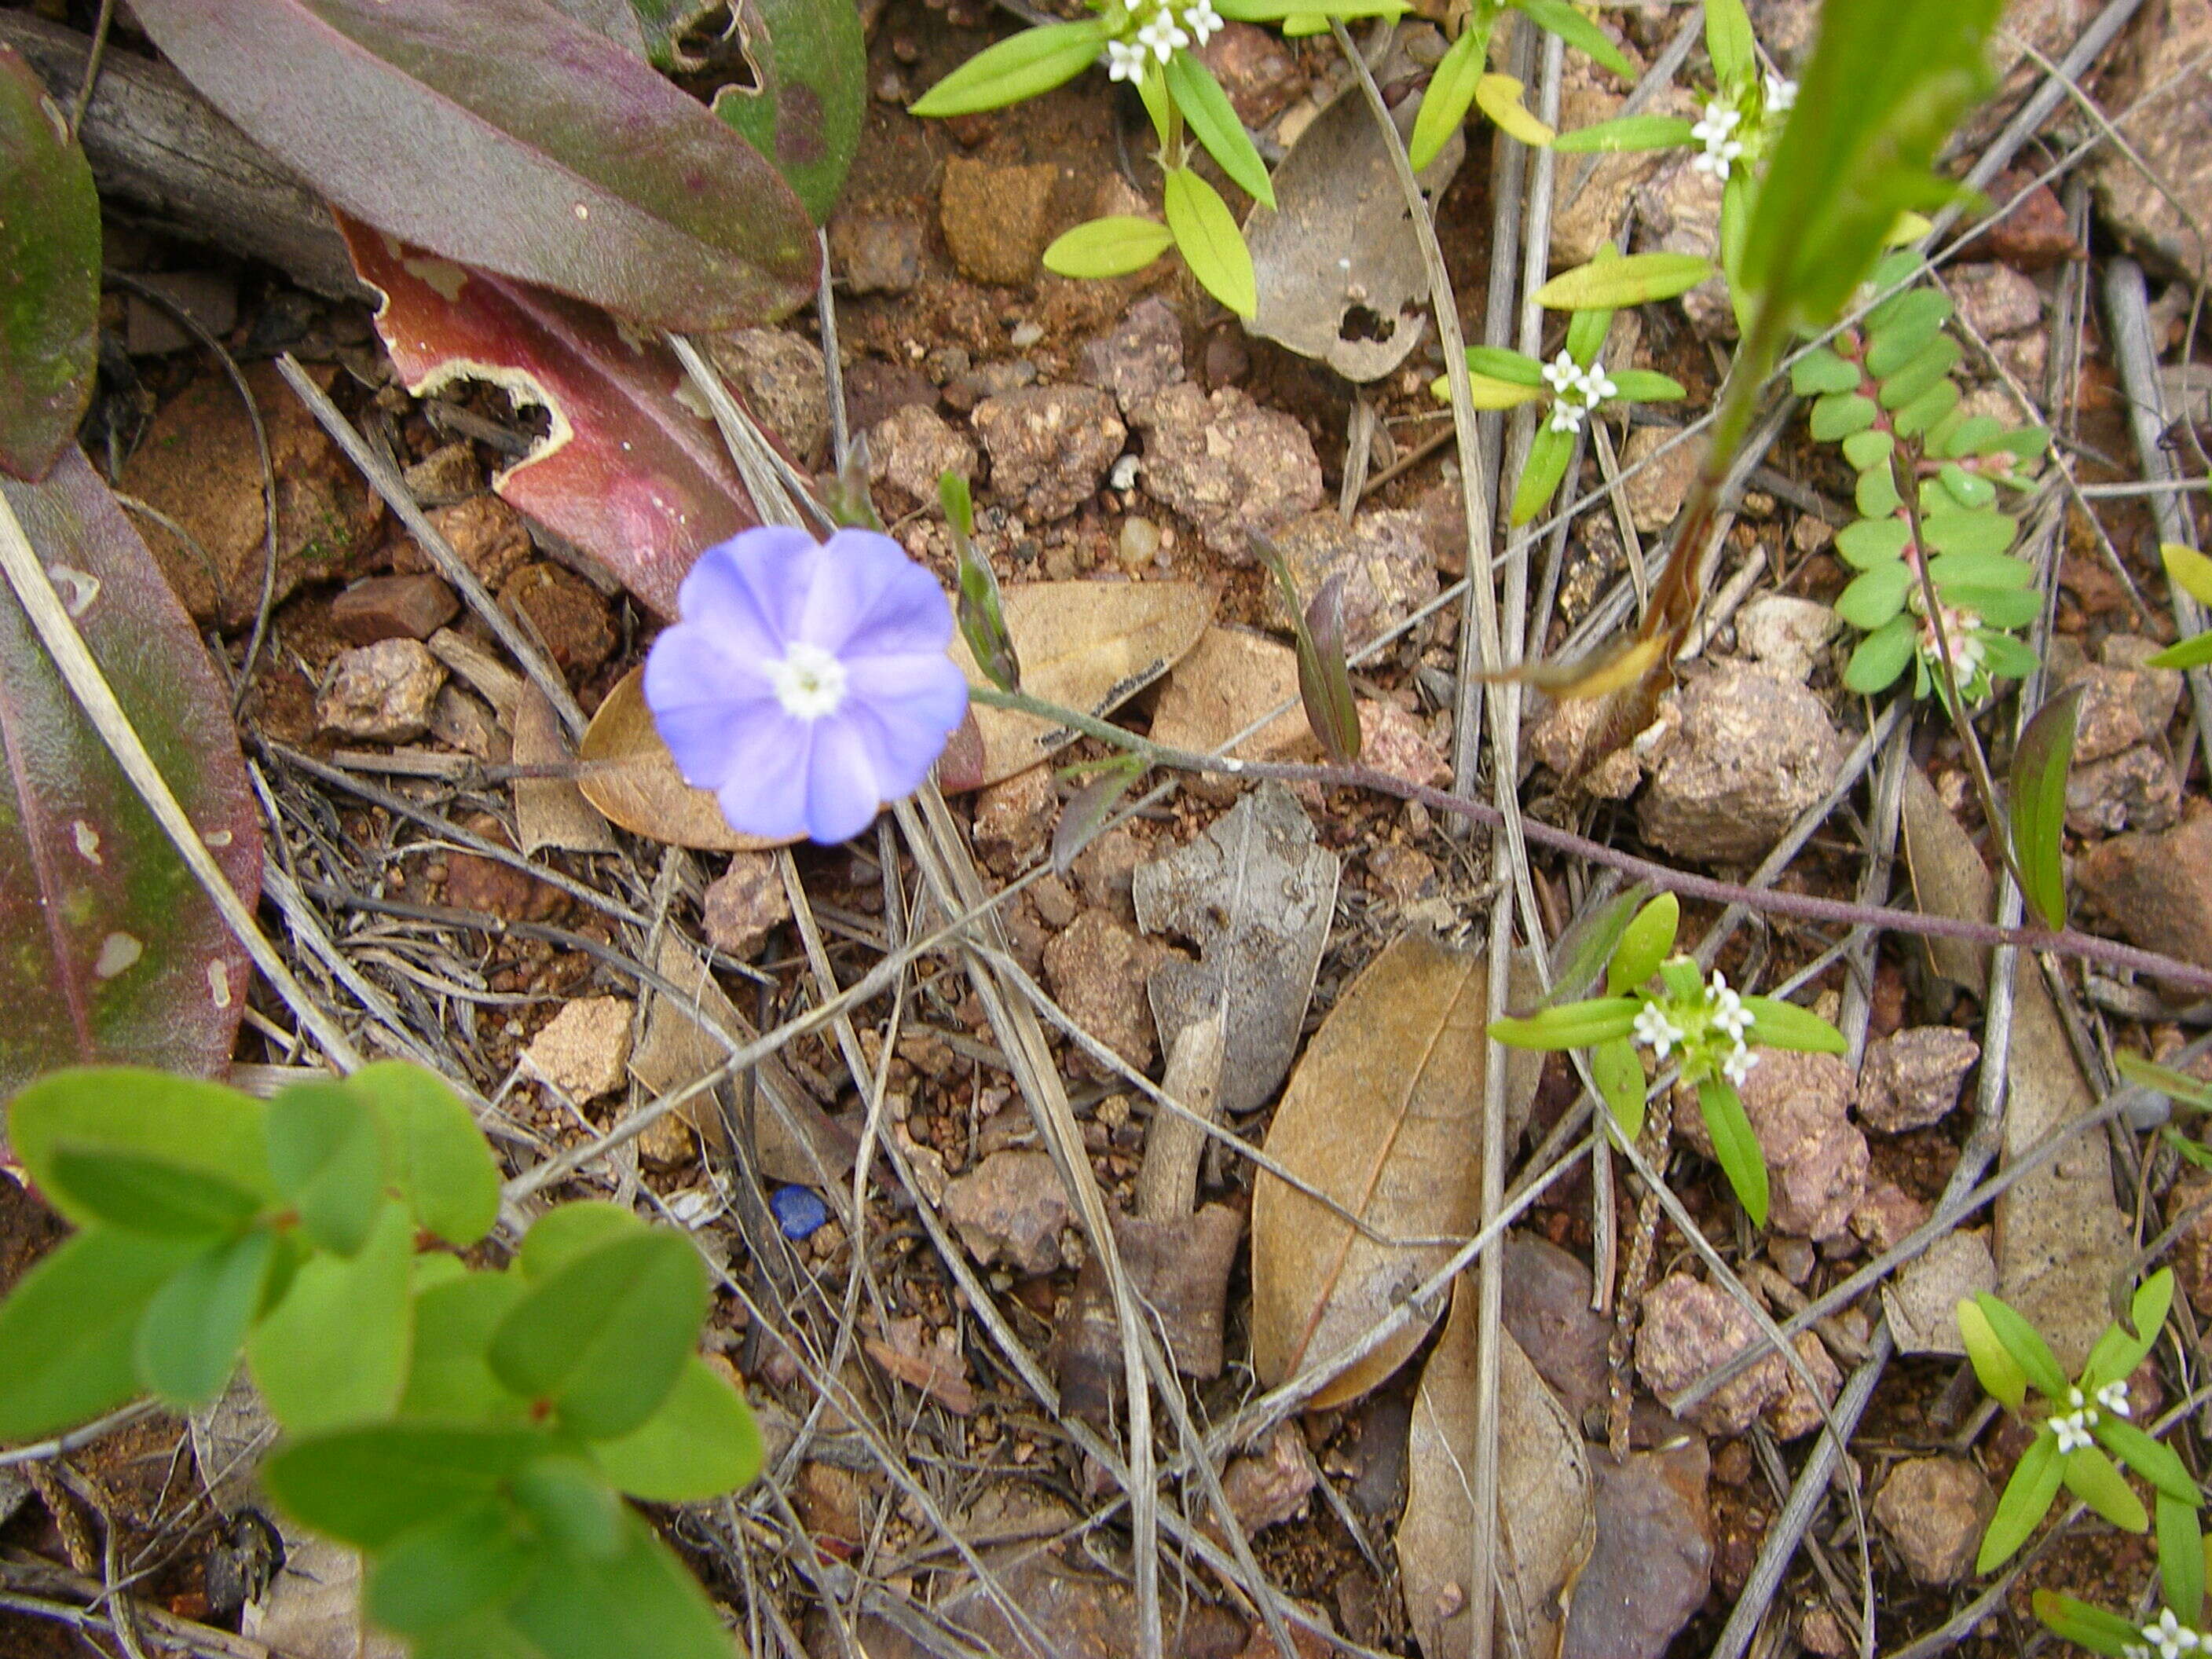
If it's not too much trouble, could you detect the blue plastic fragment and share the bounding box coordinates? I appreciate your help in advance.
[770,1185,829,1240]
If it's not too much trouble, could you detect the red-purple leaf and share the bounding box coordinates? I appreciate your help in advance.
[127,0,819,331]
[0,448,262,1104]
[342,215,759,619]
[2009,681,2082,932]
[0,45,99,482]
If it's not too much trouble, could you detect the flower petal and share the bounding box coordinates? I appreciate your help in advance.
[680,526,821,647]
[705,715,821,842]
[841,651,972,798]
[641,624,775,722]
[803,720,884,843]
[656,690,793,793]
[797,530,955,655]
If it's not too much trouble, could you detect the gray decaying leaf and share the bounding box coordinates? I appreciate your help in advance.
[1242,35,1464,383]
[1133,782,1340,1118]
[1398,1279,1596,1659]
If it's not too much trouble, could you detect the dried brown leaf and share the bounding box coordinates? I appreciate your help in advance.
[575,668,789,851]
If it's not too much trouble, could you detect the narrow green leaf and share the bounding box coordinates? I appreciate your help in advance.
[588,1355,764,1501]
[1295,574,1362,764]
[348,1061,500,1249]
[2034,1590,2155,1657]
[2078,1269,2175,1391]
[1551,112,1695,153]
[1834,562,1912,630]
[489,1231,707,1439]
[2163,1495,2207,1627]
[1052,755,1147,877]
[504,1510,731,1659]
[1606,892,1679,995]
[1042,216,1173,279]
[9,1068,270,1229]
[1957,1298,2027,1408]
[1696,1077,1768,1227]
[1213,0,1407,17]
[1843,616,1916,694]
[1474,72,1555,147]
[1809,392,1878,441]
[2163,542,2212,608]
[1591,1037,1648,1141]
[1510,0,1632,78]
[1979,1431,2064,1571]
[1164,52,1274,208]
[0,43,99,482]
[1540,885,1648,1007]
[954,517,1020,694]
[1533,251,1713,310]
[1464,345,1546,386]
[1606,369,1684,402]
[1971,1292,2071,1398]
[2149,632,2212,671]
[1163,167,1256,318]
[0,1226,196,1440]
[46,1145,263,1240]
[910,21,1110,117]
[264,1424,548,1551]
[248,1199,415,1433]
[2064,1445,2148,1533]
[1510,425,1577,524]
[1489,996,1644,1050]
[365,1500,537,1636]
[1702,0,1755,90]
[134,1227,273,1408]
[2095,1418,2198,1504]
[2119,1051,2212,1113]
[1434,371,1549,408]
[2009,683,2081,931]
[267,1080,385,1256]
[1408,16,1485,172]
[1739,995,1848,1055]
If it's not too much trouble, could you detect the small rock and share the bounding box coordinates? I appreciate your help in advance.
[972,766,1058,874]
[1799,1608,1851,1658]
[1764,1330,1841,1441]
[2062,639,2183,762]
[317,639,448,742]
[1500,1234,1612,1418]
[1263,508,1438,645]
[1636,666,1848,863]
[1733,595,1840,684]
[1133,383,1324,560]
[844,357,939,432]
[1768,1235,1816,1284]
[1857,1027,1980,1133]
[1634,1273,1787,1435]
[943,357,1038,414]
[1031,873,1079,929]
[1196,23,1306,126]
[1221,1423,1317,1534]
[1635,156,1731,339]
[1042,910,1179,1071]
[1368,844,1436,907]
[972,385,1126,521]
[1677,1049,1864,1240]
[1958,169,2080,270]
[942,1148,1071,1274]
[2077,808,2212,973]
[1071,825,1145,922]
[329,573,460,646]
[523,995,635,1101]
[1851,1179,1930,1254]
[828,211,925,295]
[702,851,790,958]
[2069,743,2182,837]
[403,441,482,507]
[498,563,616,676]
[1562,1439,1711,1659]
[2091,0,2212,276]
[400,494,534,589]
[1617,424,1698,534]
[868,404,980,511]
[1947,262,2042,340]
[704,328,830,464]
[445,845,568,924]
[1873,1458,1994,1585]
[1356,701,1450,789]
[122,270,237,357]
[939,156,1059,286]
[1080,296,1186,416]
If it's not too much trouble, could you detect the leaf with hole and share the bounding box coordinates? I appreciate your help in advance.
[0,44,97,482]
[0,1225,198,1440]
[1043,217,1174,280]
[709,0,866,224]
[2008,683,2080,931]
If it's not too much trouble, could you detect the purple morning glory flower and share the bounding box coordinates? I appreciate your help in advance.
[643,526,970,844]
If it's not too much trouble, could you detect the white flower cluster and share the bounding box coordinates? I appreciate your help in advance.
[1104,0,1221,81]
[1690,100,1745,180]
[1921,603,1987,682]
[1629,967,1759,1087]
[1763,72,1798,115]
[1540,350,1618,435]
[2049,1380,2130,1455]
[2135,1609,2200,1659]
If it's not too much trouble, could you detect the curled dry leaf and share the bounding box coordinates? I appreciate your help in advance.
[1901,764,2124,1369]
[0,449,262,1100]
[341,214,759,621]
[1398,1278,1596,1659]
[950,580,1215,786]
[1251,934,1539,1408]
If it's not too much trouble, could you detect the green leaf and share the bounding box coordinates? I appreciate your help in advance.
[1474,72,1555,147]
[1862,288,1952,377]
[2149,632,2212,671]
[267,1079,385,1256]
[1957,1298,2027,1408]
[264,1423,548,1550]
[1656,957,1701,1003]
[1841,428,1895,472]
[489,1231,707,1439]
[2008,683,2081,931]
[1042,216,1173,280]
[1937,414,2006,459]
[0,43,99,482]
[2095,1417,2198,1504]
[1606,369,1684,402]
[46,1144,263,1239]
[1892,375,1961,438]
[2119,1052,2212,1112]
[1488,995,1644,1050]
[1510,425,1577,525]
[10,1068,271,1229]
[1938,462,1997,508]
[707,0,866,224]
[1051,756,1148,877]
[910,21,1110,116]
[365,1500,537,1637]
[1834,562,1912,630]
[1853,467,1900,518]
[2033,1590,2152,1657]
[588,1355,764,1502]
[1591,1036,1648,1141]
[1437,371,1549,409]
[504,1510,731,1659]
[1876,334,1963,410]
[1295,574,1362,765]
[1702,0,1755,90]
[1540,885,1648,1007]
[1563,278,1615,363]
[0,1226,197,1440]
[954,512,1020,694]
[348,1061,500,1249]
[1843,617,1916,693]
[1790,347,1861,396]
[1928,549,2031,589]
[1509,0,1632,79]
[1532,251,1713,310]
[1606,892,1679,994]
[249,1199,415,1433]
[511,1456,624,1560]
[1551,112,1695,154]
[400,1270,533,1425]
[519,1201,647,1280]
[2164,542,2212,608]
[2086,1269,2177,1390]
[1946,584,2041,629]
[1971,1293,2071,1398]
[2064,1444,2148,1533]
[1696,1078,1768,1228]
[1809,391,1878,441]
[1979,1430,2064,1572]
[1165,52,1274,209]
[134,1226,274,1408]
[1463,345,1546,386]
[1163,167,1256,319]
[1739,995,1848,1055]
[2163,1494,2207,1627]
[1214,0,1407,16]
[1979,630,2043,680]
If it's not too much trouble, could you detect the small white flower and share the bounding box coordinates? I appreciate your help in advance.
[1547,401,1587,435]
[2097,1379,2133,1418]
[1136,11,1188,61]
[1632,1003,1685,1060]
[2144,1611,2199,1659]
[1576,365,1619,406]
[2128,1645,2155,1659]
[1181,0,1223,45]
[1540,350,1581,397]
[1709,973,1752,1042]
[1720,1042,1756,1086]
[1690,100,1745,179]
[1104,36,1149,81]
[2053,1410,2097,1455]
[1763,72,1798,115]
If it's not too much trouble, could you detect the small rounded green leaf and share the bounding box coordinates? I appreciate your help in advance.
[1809,391,1877,441]
[1938,462,1997,508]
[1834,515,1911,569]
[512,1456,624,1560]
[248,1199,415,1433]
[909,21,1109,117]
[1042,216,1173,280]
[1164,52,1273,208]
[504,1511,730,1659]
[400,1270,533,1425]
[1853,467,1900,518]
[1834,562,1912,630]
[46,1145,263,1239]
[1533,251,1713,310]
[348,1061,501,1247]
[1970,1292,2071,1398]
[1843,616,1915,694]
[518,1202,647,1281]
[1928,549,2031,589]
[263,1424,548,1551]
[0,1226,197,1440]
[1789,347,1861,396]
[134,1226,274,1408]
[1163,167,1255,318]
[1892,376,1961,438]
[588,1355,764,1502]
[1946,584,2041,629]
[9,1068,271,1229]
[1921,509,2016,557]
[1862,288,1952,376]
[1840,428,1895,472]
[365,1500,537,1636]
[1605,892,1679,995]
[1695,1077,1768,1227]
[268,1080,385,1256]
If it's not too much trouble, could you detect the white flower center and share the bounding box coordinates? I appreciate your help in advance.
[769,641,848,720]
